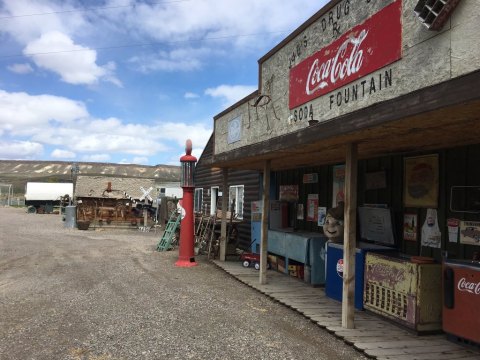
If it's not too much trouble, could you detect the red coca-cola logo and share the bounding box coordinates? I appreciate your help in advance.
[289,1,402,109]
[457,277,480,295]
[306,29,368,96]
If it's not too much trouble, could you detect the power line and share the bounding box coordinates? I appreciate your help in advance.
[0,0,190,20]
[0,31,290,60]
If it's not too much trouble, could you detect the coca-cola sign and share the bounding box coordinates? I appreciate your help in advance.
[289,1,402,109]
[458,277,480,295]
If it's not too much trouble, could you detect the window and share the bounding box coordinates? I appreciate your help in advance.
[194,188,203,213]
[229,185,244,219]
[210,187,219,216]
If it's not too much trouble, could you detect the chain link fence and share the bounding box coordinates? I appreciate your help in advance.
[0,197,25,207]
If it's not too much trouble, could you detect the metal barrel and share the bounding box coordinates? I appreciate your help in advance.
[64,206,76,228]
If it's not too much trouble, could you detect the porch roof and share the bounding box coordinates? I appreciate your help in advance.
[211,70,480,171]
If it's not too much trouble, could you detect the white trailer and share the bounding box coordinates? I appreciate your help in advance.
[25,182,73,213]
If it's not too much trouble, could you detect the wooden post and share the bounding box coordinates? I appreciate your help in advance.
[159,197,167,227]
[219,168,228,261]
[260,159,271,285]
[342,142,358,329]
[143,208,148,229]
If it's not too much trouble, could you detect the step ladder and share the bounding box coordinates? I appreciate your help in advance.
[156,210,181,251]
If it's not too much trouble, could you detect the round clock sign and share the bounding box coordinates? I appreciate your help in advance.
[228,116,242,144]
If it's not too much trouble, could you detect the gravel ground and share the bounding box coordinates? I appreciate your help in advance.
[0,207,368,360]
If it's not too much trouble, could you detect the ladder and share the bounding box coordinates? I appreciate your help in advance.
[156,210,181,251]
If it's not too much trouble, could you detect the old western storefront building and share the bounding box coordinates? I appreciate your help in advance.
[194,129,261,252]
[210,0,480,340]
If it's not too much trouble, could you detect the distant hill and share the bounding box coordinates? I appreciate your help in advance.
[0,160,181,195]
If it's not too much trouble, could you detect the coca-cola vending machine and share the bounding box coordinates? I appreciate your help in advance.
[443,259,480,344]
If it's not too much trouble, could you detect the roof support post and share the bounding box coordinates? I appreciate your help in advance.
[260,159,271,285]
[342,142,358,329]
[219,168,228,261]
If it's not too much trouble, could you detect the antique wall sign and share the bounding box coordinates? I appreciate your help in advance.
[289,0,402,109]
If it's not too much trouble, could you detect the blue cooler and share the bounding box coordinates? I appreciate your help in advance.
[326,242,394,310]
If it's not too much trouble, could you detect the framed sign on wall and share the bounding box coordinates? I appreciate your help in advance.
[404,154,439,208]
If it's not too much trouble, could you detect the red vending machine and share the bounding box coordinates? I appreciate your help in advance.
[443,259,480,344]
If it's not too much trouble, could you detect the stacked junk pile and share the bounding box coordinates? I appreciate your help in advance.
[74,178,176,230]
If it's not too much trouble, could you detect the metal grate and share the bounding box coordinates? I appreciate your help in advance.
[364,281,408,320]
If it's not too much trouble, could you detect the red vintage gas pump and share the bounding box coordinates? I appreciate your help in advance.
[175,139,198,267]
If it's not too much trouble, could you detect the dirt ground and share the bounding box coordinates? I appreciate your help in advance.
[0,207,367,360]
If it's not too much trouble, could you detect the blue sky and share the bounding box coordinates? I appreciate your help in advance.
[0,0,326,165]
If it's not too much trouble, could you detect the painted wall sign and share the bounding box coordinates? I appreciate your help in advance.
[289,0,402,109]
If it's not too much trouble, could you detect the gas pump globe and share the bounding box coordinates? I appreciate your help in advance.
[175,139,198,267]
[181,151,195,187]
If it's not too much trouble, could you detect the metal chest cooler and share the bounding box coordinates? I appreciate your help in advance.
[363,252,442,333]
[325,242,394,310]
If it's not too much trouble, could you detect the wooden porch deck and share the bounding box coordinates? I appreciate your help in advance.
[212,260,480,360]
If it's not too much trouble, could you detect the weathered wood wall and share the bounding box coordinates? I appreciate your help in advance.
[273,143,480,261]
[195,135,261,250]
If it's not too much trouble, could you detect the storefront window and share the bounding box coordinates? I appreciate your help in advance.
[229,185,244,219]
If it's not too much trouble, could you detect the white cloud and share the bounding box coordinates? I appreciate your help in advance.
[192,147,204,161]
[166,146,204,166]
[128,47,207,73]
[0,90,88,135]
[0,89,205,160]
[0,0,332,167]
[1,0,325,80]
[72,133,165,156]
[0,140,43,159]
[0,0,86,44]
[81,153,111,162]
[184,92,199,99]
[23,31,121,86]
[132,156,148,164]
[7,63,34,74]
[154,121,211,151]
[205,85,257,107]
[118,0,323,73]
[0,2,120,86]
[118,0,322,46]
[51,149,75,159]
